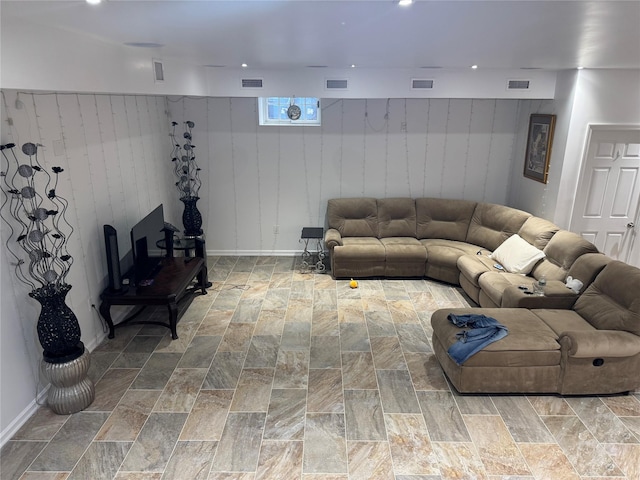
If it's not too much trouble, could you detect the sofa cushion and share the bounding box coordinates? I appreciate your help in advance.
[416,198,476,241]
[420,239,480,270]
[457,254,497,287]
[466,203,531,251]
[531,230,599,282]
[518,216,559,249]
[327,198,378,237]
[531,309,597,337]
[490,233,546,274]
[431,308,561,367]
[377,198,417,238]
[573,260,640,336]
[478,271,531,307]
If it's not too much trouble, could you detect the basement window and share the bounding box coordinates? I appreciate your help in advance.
[258,97,321,126]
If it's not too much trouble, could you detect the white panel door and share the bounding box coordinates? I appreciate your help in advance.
[571,128,640,267]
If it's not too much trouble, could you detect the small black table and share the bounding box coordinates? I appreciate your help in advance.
[300,227,326,272]
[99,257,207,340]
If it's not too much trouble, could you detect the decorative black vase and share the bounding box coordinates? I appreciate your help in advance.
[29,284,84,364]
[181,196,203,237]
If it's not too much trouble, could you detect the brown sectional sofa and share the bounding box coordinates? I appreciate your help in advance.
[325,197,640,394]
[432,260,640,394]
[324,197,601,308]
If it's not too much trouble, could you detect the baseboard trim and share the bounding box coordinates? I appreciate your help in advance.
[206,249,304,256]
[0,386,49,448]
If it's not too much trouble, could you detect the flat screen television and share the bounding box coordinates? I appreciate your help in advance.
[130,204,166,280]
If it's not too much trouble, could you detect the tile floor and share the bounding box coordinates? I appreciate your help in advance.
[2,255,640,480]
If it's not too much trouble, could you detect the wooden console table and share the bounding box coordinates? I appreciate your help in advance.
[99,257,207,340]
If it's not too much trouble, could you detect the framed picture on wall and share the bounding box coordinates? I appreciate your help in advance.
[524,114,556,184]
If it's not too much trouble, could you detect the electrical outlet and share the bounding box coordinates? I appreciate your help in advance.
[273,225,279,234]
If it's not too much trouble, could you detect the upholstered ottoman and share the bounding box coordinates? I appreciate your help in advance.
[431,308,561,393]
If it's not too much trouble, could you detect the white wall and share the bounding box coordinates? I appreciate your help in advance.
[0,90,178,443]
[167,97,522,254]
[554,69,640,229]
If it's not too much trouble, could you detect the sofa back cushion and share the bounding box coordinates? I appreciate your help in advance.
[327,198,379,237]
[416,198,476,241]
[518,216,559,250]
[377,198,417,238]
[573,260,640,336]
[465,203,531,251]
[531,230,599,282]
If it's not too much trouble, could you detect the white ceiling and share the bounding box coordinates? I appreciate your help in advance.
[2,0,640,72]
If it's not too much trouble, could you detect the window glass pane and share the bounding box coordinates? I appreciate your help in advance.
[258,97,321,126]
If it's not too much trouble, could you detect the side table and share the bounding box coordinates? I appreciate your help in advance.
[300,227,326,273]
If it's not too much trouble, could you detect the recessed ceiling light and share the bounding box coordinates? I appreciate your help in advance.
[471,65,478,70]
[398,0,413,6]
[241,63,248,68]
[351,64,356,68]
[86,0,101,5]
[577,66,585,70]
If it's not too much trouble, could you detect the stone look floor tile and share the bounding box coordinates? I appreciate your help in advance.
[341,352,377,390]
[264,389,307,440]
[384,413,439,476]
[370,336,407,370]
[346,441,394,480]
[161,441,218,480]
[87,368,140,411]
[154,368,208,412]
[307,368,344,413]
[29,412,110,472]
[7,257,639,480]
[542,415,624,476]
[95,390,161,441]
[180,390,234,441]
[344,389,386,441]
[11,407,69,441]
[211,412,266,472]
[230,368,275,412]
[67,441,132,480]
[0,440,48,480]
[255,440,303,480]
[417,391,470,442]
[518,443,580,480]
[376,370,421,413]
[491,396,555,443]
[303,413,348,474]
[463,414,531,476]
[431,441,487,479]
[119,413,188,472]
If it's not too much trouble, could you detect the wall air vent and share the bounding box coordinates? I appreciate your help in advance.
[507,80,530,90]
[241,78,263,89]
[152,59,164,83]
[325,79,349,90]
[411,79,434,90]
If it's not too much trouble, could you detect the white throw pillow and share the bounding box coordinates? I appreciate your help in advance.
[490,234,546,274]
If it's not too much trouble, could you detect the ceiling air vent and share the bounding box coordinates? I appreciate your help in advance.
[325,79,349,90]
[507,80,530,90]
[411,79,434,90]
[241,78,263,89]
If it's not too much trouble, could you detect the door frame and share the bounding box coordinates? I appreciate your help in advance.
[569,124,640,265]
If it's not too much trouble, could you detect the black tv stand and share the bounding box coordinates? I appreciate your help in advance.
[99,257,207,340]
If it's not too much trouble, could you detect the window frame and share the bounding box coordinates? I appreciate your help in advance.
[258,97,321,126]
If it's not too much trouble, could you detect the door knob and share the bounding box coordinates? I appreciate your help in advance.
[627,222,635,228]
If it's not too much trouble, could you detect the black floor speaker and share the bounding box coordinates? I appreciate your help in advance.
[103,224,123,293]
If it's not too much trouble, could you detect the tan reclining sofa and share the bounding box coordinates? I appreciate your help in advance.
[324,197,603,308]
[431,260,640,394]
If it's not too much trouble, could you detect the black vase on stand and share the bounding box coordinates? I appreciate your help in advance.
[181,196,203,237]
[29,284,95,414]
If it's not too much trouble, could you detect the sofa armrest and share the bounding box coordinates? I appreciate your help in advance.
[324,228,343,250]
[559,330,640,358]
[501,280,578,309]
